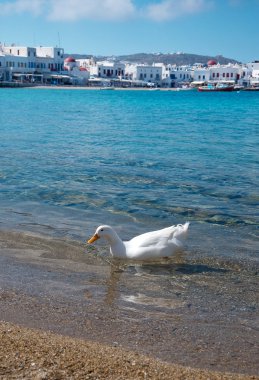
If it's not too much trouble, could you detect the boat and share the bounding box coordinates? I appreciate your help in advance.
[234,85,245,91]
[243,86,259,91]
[100,86,115,90]
[198,83,235,92]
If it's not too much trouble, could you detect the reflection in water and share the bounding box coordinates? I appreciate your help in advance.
[121,293,185,309]
[104,260,125,306]
[133,262,228,277]
[103,254,228,308]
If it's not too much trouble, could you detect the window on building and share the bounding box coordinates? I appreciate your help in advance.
[223,73,225,77]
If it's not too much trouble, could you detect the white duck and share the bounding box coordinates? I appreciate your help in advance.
[87,222,189,260]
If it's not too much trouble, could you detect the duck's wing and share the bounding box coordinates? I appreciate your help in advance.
[128,225,179,248]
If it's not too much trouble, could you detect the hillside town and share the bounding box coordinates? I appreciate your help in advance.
[0,44,259,89]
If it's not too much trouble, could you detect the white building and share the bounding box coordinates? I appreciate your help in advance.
[1,42,257,88]
[192,67,210,84]
[209,63,240,83]
[63,56,90,84]
[246,61,259,87]
[97,61,125,79]
[191,60,252,86]
[76,57,98,77]
[0,54,5,81]
[0,44,65,83]
[134,64,162,86]
[162,64,194,87]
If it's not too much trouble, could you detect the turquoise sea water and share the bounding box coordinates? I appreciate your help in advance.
[0,88,258,262]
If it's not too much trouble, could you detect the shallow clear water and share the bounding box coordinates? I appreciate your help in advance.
[0,230,258,374]
[0,89,258,373]
[0,88,258,261]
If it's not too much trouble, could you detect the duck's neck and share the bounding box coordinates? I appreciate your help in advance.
[106,233,126,258]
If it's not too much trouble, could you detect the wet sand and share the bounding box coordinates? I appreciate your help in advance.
[0,229,258,379]
[0,321,257,380]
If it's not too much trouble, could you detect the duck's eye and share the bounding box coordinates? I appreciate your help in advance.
[100,229,104,232]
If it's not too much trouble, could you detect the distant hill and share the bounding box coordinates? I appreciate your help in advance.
[64,52,240,65]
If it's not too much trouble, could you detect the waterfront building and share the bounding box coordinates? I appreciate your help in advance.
[1,42,258,88]
[0,54,5,81]
[134,64,163,86]
[124,63,136,81]
[192,67,210,86]
[247,61,259,77]
[246,61,259,87]
[162,64,194,87]
[191,60,253,87]
[97,61,125,79]
[76,57,98,77]
[0,44,66,84]
[209,63,240,83]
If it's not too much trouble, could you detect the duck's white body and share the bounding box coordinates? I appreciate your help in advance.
[88,222,189,260]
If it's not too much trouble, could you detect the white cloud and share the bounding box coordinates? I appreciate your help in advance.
[0,0,135,20]
[0,0,45,16]
[0,0,214,21]
[145,0,213,21]
[47,0,135,21]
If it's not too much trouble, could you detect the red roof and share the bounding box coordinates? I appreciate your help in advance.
[64,56,76,63]
[207,59,217,66]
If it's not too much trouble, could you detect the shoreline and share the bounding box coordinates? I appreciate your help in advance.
[1,83,192,91]
[0,321,257,380]
[0,228,258,378]
[32,85,184,91]
[0,321,259,380]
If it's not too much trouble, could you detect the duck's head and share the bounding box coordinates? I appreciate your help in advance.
[87,225,117,244]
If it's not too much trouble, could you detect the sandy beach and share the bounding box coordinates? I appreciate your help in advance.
[1,321,258,380]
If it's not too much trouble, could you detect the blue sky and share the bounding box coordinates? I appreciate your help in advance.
[0,0,258,62]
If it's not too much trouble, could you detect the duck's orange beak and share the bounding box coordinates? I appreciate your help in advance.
[87,233,100,244]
